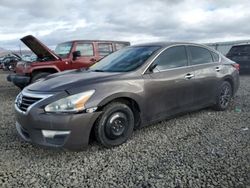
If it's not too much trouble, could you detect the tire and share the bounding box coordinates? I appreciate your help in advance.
[94,102,134,148]
[31,72,51,83]
[214,81,232,111]
[18,86,24,90]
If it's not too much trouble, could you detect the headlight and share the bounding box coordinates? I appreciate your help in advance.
[44,90,95,113]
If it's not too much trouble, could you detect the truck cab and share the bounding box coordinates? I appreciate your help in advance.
[8,35,130,89]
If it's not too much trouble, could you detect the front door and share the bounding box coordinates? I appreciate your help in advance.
[72,42,97,69]
[143,45,196,122]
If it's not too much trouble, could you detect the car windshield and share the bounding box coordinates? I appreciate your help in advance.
[89,46,161,72]
[55,42,73,58]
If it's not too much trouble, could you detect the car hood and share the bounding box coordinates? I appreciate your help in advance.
[27,70,122,92]
[21,35,60,61]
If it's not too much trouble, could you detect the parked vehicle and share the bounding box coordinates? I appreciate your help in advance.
[7,35,130,89]
[226,44,250,73]
[2,54,21,71]
[15,42,239,150]
[21,54,37,62]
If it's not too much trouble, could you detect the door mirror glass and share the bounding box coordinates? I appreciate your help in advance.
[147,63,158,73]
[72,51,81,60]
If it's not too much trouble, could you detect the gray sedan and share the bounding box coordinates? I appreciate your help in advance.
[14,42,239,150]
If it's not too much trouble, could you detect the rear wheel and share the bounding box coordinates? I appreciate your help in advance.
[31,72,51,83]
[214,81,232,111]
[94,102,134,148]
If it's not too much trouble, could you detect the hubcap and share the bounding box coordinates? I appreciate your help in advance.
[105,112,128,139]
[219,85,231,108]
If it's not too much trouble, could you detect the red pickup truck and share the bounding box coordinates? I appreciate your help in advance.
[7,35,130,89]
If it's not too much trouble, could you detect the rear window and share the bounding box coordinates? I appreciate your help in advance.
[228,45,250,54]
[115,43,129,51]
[189,46,213,65]
[98,43,113,56]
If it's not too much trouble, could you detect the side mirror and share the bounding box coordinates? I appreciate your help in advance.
[147,63,158,73]
[72,51,81,60]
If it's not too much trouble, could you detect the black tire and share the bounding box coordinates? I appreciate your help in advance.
[94,102,134,148]
[214,81,232,111]
[18,86,24,90]
[31,72,51,83]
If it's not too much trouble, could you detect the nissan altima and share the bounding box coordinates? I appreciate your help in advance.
[15,42,240,150]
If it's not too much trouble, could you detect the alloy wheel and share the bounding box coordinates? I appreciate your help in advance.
[219,84,231,109]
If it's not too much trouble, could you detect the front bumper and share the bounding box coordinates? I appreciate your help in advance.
[7,74,30,88]
[15,102,101,150]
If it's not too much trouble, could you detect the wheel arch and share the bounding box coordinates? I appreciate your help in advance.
[89,94,142,144]
[98,94,141,126]
[222,75,234,93]
[31,67,59,76]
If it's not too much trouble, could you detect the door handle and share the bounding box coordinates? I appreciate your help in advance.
[185,73,194,80]
[215,67,221,72]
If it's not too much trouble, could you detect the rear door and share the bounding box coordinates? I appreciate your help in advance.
[187,45,220,106]
[143,45,196,121]
[72,42,97,69]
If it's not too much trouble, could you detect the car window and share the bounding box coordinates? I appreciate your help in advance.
[228,45,250,55]
[55,42,73,58]
[76,43,94,56]
[153,46,188,71]
[211,51,220,62]
[89,46,161,72]
[98,43,113,56]
[189,46,213,65]
[115,43,129,51]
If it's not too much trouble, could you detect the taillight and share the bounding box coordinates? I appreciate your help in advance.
[232,63,240,71]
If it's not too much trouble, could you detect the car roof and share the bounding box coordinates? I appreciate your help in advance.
[60,40,130,44]
[132,42,212,48]
[231,43,250,47]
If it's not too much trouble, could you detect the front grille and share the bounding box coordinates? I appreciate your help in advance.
[17,94,42,112]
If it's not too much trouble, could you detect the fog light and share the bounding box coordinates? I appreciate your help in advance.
[42,130,70,138]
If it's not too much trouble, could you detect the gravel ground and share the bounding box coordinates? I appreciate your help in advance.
[0,70,249,188]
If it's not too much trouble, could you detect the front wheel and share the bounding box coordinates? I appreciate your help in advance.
[214,81,232,111]
[94,102,134,148]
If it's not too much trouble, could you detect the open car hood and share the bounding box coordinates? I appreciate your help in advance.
[21,35,60,60]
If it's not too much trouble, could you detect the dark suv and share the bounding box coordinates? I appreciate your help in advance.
[14,42,239,150]
[226,44,250,73]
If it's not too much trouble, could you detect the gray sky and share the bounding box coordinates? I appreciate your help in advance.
[0,0,250,50]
